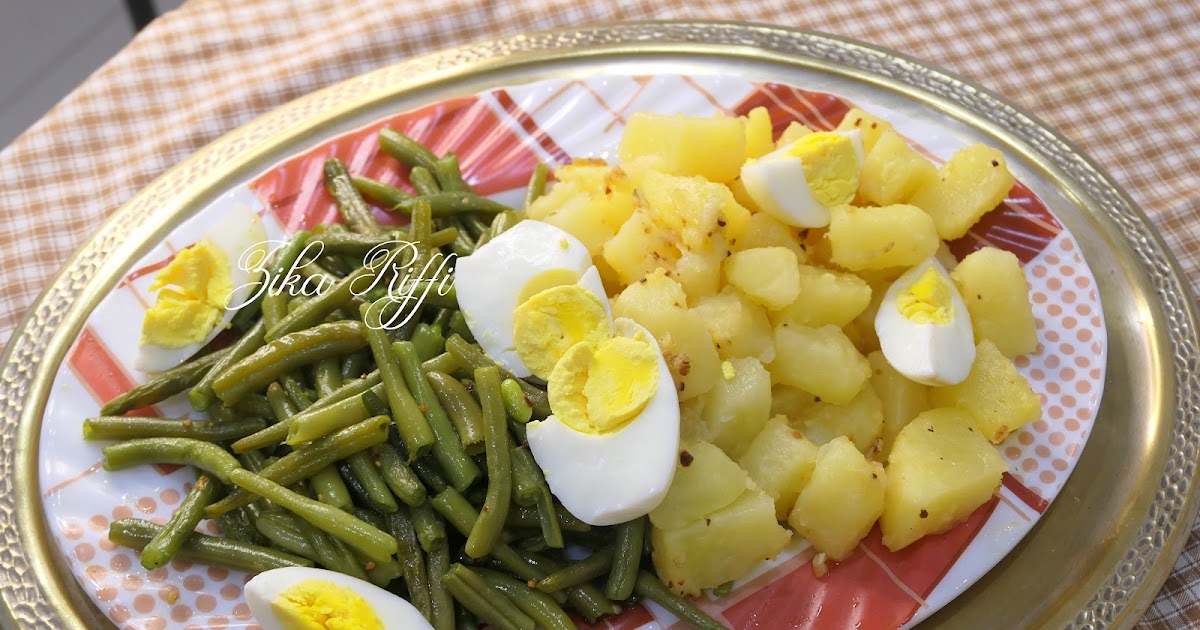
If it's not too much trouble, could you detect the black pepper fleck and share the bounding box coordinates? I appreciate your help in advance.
[680,451,694,467]
[920,509,929,519]
[991,159,999,167]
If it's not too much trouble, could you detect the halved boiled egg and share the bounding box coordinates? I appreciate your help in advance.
[739,129,864,228]
[527,318,680,526]
[135,205,267,372]
[455,220,608,378]
[875,258,976,386]
[245,567,432,630]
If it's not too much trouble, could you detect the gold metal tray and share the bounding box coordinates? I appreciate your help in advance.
[1,22,1196,630]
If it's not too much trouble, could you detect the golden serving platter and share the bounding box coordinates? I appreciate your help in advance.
[1,22,1196,630]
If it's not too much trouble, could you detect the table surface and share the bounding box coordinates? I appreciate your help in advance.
[1,0,1197,627]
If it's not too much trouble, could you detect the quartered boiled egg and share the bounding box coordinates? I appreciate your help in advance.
[739,129,865,228]
[455,220,609,379]
[135,205,267,372]
[875,258,976,386]
[245,567,433,630]
[527,318,680,526]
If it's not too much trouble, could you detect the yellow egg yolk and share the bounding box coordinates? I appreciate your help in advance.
[270,579,384,630]
[896,266,953,324]
[786,132,859,207]
[141,240,233,348]
[513,284,613,380]
[548,335,659,434]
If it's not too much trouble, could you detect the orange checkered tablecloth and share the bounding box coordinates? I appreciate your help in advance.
[0,0,1196,627]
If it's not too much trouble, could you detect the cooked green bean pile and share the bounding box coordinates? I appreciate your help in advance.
[90,128,724,630]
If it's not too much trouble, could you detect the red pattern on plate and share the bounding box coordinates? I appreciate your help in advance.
[1002,472,1050,513]
[732,83,853,133]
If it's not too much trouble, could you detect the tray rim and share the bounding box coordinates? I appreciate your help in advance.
[1,20,1196,630]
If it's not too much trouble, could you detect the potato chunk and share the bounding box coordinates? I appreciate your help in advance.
[739,416,820,519]
[770,324,871,405]
[772,264,872,328]
[725,247,801,310]
[828,204,940,271]
[908,144,1016,240]
[794,383,884,453]
[858,130,938,206]
[692,288,775,362]
[930,339,1042,444]
[649,441,753,530]
[729,211,807,261]
[743,106,775,159]
[880,408,1007,552]
[868,351,931,462]
[619,112,746,183]
[700,358,772,458]
[788,436,886,561]
[834,107,895,152]
[952,247,1038,357]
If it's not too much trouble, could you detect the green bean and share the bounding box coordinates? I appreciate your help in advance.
[534,548,613,593]
[254,513,318,562]
[266,382,298,423]
[447,217,476,256]
[434,153,471,192]
[231,292,264,333]
[379,128,440,172]
[504,504,590,534]
[519,553,619,623]
[350,175,412,209]
[229,468,397,563]
[212,321,368,406]
[411,502,446,554]
[445,335,549,418]
[511,448,563,548]
[281,372,315,411]
[346,450,399,513]
[83,416,265,442]
[427,542,456,630]
[412,457,449,494]
[237,449,268,474]
[422,352,462,376]
[311,369,382,411]
[314,357,343,398]
[524,163,549,209]
[284,383,385,445]
[102,438,240,483]
[394,192,512,217]
[500,379,533,425]
[262,290,289,331]
[442,564,534,630]
[109,518,312,573]
[387,509,433,620]
[395,341,480,491]
[260,232,314,327]
[324,158,382,235]
[101,347,231,416]
[508,447,540,508]
[217,506,265,546]
[476,568,574,630]
[212,415,391,517]
[267,265,377,342]
[232,393,274,420]
[447,313,474,344]
[455,608,480,630]
[294,511,369,580]
[606,517,644,600]
[466,367,511,558]
[462,213,492,239]
[711,581,734,598]
[337,460,375,511]
[340,350,372,381]
[410,166,441,196]
[311,465,352,510]
[373,443,426,507]
[411,323,447,362]
[190,319,268,412]
[352,506,388,532]
[635,571,726,630]
[365,553,404,588]
[140,475,219,569]
[425,371,486,455]
[361,301,435,459]
[476,210,523,249]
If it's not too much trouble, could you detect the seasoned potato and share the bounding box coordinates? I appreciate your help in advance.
[834,107,895,153]
[880,408,1007,551]
[952,247,1038,357]
[729,211,808,261]
[788,436,886,560]
[652,487,791,596]
[739,416,820,519]
[908,144,1016,240]
[930,340,1042,444]
[793,382,884,453]
[858,130,938,206]
[692,288,776,362]
[674,243,725,303]
[649,441,753,530]
[541,193,617,254]
[724,247,801,310]
[743,106,775,159]
[603,209,679,285]
[770,323,871,405]
[770,384,818,420]
[775,121,813,148]
[639,170,727,253]
[772,264,872,328]
[700,357,772,458]
[619,112,746,183]
[828,204,940,271]
[868,351,931,461]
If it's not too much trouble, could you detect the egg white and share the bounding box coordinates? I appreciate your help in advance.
[740,129,865,229]
[245,567,433,630]
[875,258,976,386]
[526,318,680,526]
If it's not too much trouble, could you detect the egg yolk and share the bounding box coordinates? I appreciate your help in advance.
[896,267,953,324]
[141,240,233,348]
[548,335,659,434]
[513,284,613,380]
[270,579,384,630]
[786,132,859,208]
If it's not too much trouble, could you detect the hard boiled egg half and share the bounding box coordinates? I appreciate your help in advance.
[739,129,864,228]
[245,567,432,630]
[135,204,267,372]
[875,258,976,386]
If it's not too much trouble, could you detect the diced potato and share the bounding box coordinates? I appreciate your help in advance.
[772,264,872,328]
[541,193,617,254]
[858,130,938,206]
[620,112,746,183]
[649,441,753,530]
[724,247,801,310]
[788,436,886,560]
[639,170,727,253]
[770,324,871,405]
[952,247,1038,357]
[700,357,772,458]
[908,145,1016,240]
[794,383,884,453]
[868,351,931,461]
[674,243,725,303]
[770,384,818,419]
[930,340,1042,444]
[739,416,820,519]
[720,193,753,243]
[743,106,775,159]
[730,211,807,261]
[776,121,813,148]
[692,288,776,362]
[828,205,940,271]
[602,209,679,285]
[835,107,895,153]
[679,397,711,445]
[880,408,1007,551]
